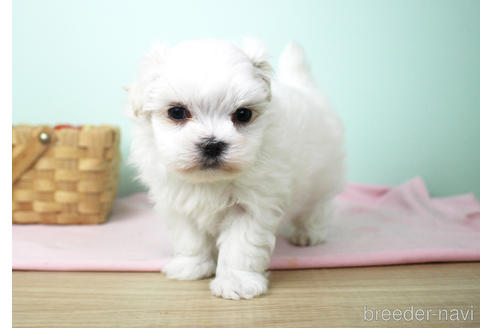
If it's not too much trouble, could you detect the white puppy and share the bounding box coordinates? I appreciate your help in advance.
[126,39,345,300]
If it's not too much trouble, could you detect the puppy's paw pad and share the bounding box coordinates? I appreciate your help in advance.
[163,256,216,280]
[210,271,268,300]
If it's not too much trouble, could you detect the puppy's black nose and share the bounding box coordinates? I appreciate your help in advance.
[199,138,227,158]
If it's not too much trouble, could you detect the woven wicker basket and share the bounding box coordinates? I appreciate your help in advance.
[12,125,120,224]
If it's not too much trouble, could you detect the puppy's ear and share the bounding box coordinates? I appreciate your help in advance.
[125,43,170,120]
[242,38,273,99]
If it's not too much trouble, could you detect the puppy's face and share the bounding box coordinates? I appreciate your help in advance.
[129,40,272,182]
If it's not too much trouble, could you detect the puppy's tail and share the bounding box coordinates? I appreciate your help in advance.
[277,41,314,87]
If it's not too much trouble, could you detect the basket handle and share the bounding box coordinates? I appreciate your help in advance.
[12,126,56,184]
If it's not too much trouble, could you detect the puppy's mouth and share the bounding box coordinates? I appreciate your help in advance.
[200,158,222,170]
[179,158,241,175]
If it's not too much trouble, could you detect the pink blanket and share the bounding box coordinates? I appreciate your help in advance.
[12,178,479,271]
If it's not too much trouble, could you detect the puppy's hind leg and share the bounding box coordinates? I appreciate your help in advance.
[288,198,334,247]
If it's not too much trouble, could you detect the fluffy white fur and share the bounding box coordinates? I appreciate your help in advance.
[126,39,345,300]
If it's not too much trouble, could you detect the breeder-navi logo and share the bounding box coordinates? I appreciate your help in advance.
[363,305,475,322]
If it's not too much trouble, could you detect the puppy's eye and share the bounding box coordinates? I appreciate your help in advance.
[233,108,253,124]
[168,106,191,121]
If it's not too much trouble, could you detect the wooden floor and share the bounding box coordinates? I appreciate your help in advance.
[13,263,479,327]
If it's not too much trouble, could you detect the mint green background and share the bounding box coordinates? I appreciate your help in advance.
[13,0,479,198]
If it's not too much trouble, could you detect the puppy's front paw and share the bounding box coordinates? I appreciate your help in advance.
[210,270,268,300]
[288,230,326,247]
[163,256,216,280]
